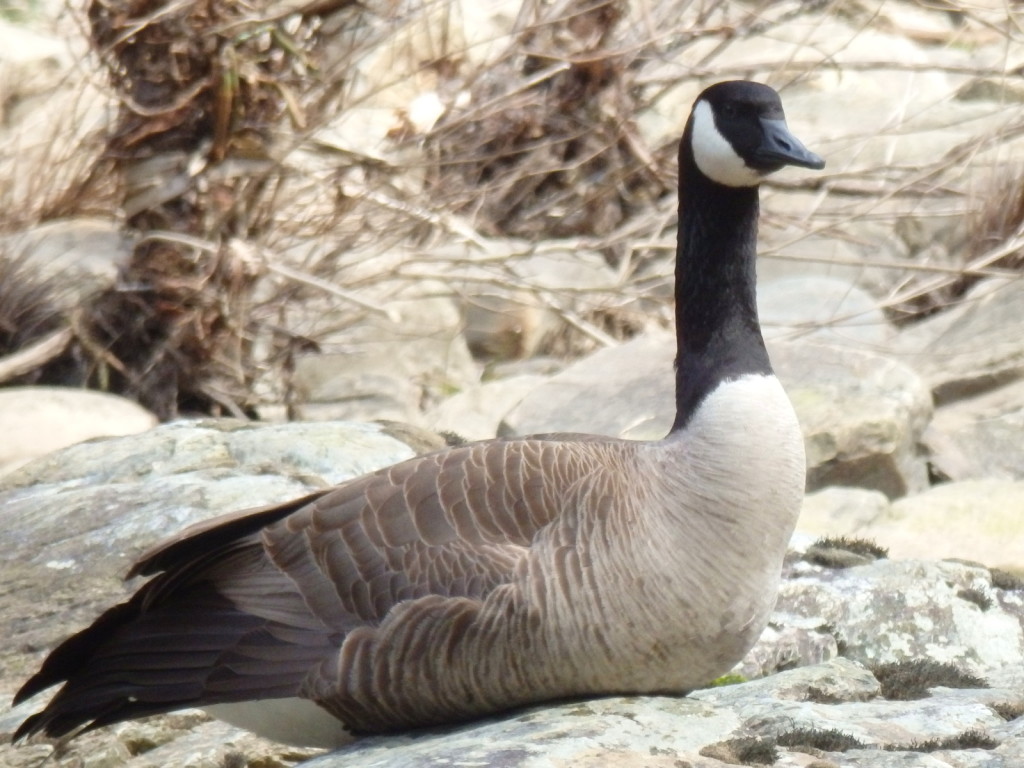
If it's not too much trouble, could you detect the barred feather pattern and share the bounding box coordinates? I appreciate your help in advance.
[14,376,804,744]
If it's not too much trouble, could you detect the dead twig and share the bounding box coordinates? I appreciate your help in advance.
[0,328,73,384]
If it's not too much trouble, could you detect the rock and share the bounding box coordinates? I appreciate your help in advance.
[0,19,71,124]
[924,379,1024,482]
[776,342,933,499]
[109,716,320,768]
[290,353,427,424]
[696,658,1016,767]
[0,419,432,768]
[294,650,1024,766]
[286,290,479,425]
[0,386,156,476]
[759,276,893,348]
[0,45,111,218]
[459,243,618,360]
[736,618,841,682]
[424,374,547,441]
[798,486,891,540]
[0,707,320,768]
[0,417,455,762]
[758,217,894,288]
[8,2,1024,765]
[797,481,1024,573]
[776,558,1024,682]
[958,76,1024,104]
[501,332,672,441]
[876,480,1024,571]
[300,695,737,768]
[894,279,1024,404]
[643,9,982,171]
[462,293,557,360]
[503,331,933,497]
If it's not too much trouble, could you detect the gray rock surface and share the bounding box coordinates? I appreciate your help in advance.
[759,276,893,348]
[776,558,1024,681]
[925,379,1024,483]
[799,486,892,539]
[284,291,480,426]
[501,331,673,441]
[895,279,1024,405]
[459,242,617,360]
[881,480,1024,571]
[425,374,546,441]
[776,341,932,499]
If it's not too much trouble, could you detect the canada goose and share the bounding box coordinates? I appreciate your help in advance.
[13,80,824,750]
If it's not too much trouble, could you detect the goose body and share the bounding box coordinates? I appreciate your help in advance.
[13,81,824,749]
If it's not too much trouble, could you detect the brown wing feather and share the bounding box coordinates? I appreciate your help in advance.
[128,489,331,578]
[14,435,611,741]
[260,438,574,628]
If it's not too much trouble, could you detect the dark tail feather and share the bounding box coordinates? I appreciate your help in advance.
[13,573,336,743]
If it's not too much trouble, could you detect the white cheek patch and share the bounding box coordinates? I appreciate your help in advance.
[690,100,762,188]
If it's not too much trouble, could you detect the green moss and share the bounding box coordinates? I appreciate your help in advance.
[804,536,888,568]
[992,701,1024,721]
[776,727,867,752]
[734,738,779,766]
[957,587,992,610]
[871,659,988,701]
[700,737,778,766]
[707,673,748,687]
[805,686,844,704]
[990,567,1024,591]
[884,728,997,752]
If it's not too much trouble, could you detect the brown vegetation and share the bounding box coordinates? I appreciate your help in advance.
[2,0,1024,418]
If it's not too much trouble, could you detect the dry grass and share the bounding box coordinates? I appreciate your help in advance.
[2,0,1024,418]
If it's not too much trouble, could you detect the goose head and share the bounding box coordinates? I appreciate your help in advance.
[686,80,825,188]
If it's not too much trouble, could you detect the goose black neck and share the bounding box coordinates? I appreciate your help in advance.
[671,139,772,433]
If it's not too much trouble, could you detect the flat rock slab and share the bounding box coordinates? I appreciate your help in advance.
[284,656,1024,768]
[883,480,1024,571]
[425,374,547,441]
[774,341,932,498]
[894,279,1024,404]
[759,275,893,348]
[1,219,131,305]
[284,290,479,426]
[925,378,1024,482]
